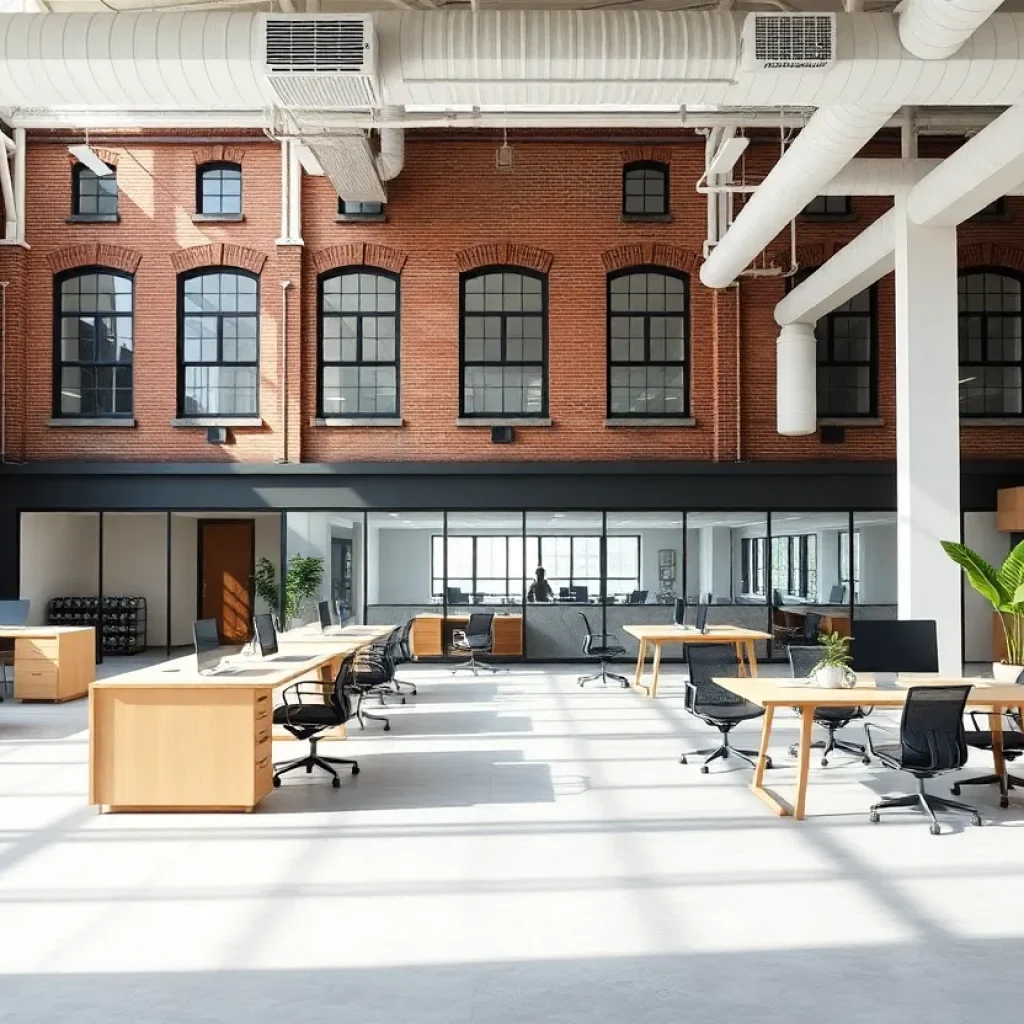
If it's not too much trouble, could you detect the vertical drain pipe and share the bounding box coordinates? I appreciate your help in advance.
[280,280,291,464]
[0,281,7,463]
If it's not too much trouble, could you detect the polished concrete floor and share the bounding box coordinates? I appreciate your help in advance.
[1,658,1023,1023]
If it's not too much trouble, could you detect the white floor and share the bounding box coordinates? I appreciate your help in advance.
[1,658,1023,1023]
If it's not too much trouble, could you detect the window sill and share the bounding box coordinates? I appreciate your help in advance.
[66,214,119,224]
[192,212,245,223]
[335,214,388,224]
[170,417,263,428]
[605,417,696,428]
[47,417,136,428]
[818,417,884,427]
[620,213,673,224]
[455,417,553,427]
[314,417,403,427]
[960,418,1024,427]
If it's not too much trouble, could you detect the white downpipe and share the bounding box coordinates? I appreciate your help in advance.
[280,280,291,464]
[700,105,896,289]
[899,0,1006,60]
[288,139,302,241]
[376,105,405,182]
[776,323,817,435]
[12,127,24,244]
[0,141,15,241]
[907,102,1024,226]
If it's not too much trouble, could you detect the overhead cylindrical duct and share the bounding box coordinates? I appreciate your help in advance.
[899,0,1006,60]
[776,323,818,436]
[700,105,895,290]
[377,105,405,182]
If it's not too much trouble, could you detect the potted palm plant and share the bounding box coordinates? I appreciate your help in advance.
[813,631,853,688]
[941,538,1024,682]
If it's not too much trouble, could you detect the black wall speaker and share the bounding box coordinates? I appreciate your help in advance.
[206,426,230,445]
[820,425,845,445]
[491,425,515,444]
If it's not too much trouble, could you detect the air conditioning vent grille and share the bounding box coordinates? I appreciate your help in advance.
[751,14,834,69]
[266,18,368,74]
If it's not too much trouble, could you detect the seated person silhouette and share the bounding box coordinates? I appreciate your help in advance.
[527,566,554,603]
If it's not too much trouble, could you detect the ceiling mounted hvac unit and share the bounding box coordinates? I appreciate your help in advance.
[263,15,378,109]
[741,13,837,72]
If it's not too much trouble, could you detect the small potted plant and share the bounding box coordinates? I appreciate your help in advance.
[942,538,1024,682]
[813,631,853,688]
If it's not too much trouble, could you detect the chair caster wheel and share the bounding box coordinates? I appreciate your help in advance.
[861,757,871,765]
[410,687,417,696]
[951,784,961,796]
[679,755,687,765]
[351,764,360,775]
[788,746,798,758]
[765,758,773,770]
[699,765,709,775]
[1001,796,1009,809]
[929,823,941,836]
[820,758,829,768]
[869,810,880,823]
[272,776,281,788]
[383,722,391,732]
[971,814,982,827]
[332,777,341,789]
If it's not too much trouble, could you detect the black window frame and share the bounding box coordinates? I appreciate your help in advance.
[317,266,401,419]
[958,267,1024,419]
[195,160,243,217]
[801,195,851,219]
[622,160,670,219]
[771,534,818,600]
[70,163,118,220]
[606,265,691,419]
[459,265,549,419]
[741,536,767,596]
[51,266,134,419]
[176,267,261,418]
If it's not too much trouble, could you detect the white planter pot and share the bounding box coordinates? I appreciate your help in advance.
[813,665,847,689]
[992,662,1024,683]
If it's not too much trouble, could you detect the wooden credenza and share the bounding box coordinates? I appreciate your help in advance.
[410,613,523,658]
[2,627,96,702]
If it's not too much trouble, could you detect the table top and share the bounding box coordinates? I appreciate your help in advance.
[0,626,95,639]
[415,613,523,621]
[717,675,1024,708]
[624,624,773,642]
[277,624,394,644]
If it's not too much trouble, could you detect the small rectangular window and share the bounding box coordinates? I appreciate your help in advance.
[72,166,118,218]
[197,162,242,216]
[622,162,669,218]
[802,195,850,218]
[338,199,386,219]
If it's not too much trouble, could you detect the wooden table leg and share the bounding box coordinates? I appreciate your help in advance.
[793,705,815,821]
[633,638,647,693]
[749,704,789,817]
[735,642,748,677]
[991,710,1006,783]
[649,641,663,699]
[746,640,759,677]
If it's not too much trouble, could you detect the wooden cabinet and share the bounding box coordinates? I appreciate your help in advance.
[409,613,523,658]
[9,627,95,702]
[492,616,523,656]
[410,615,444,657]
[997,487,1024,532]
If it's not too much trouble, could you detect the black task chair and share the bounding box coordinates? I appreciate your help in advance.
[272,652,360,789]
[576,611,628,688]
[389,618,418,696]
[348,644,395,731]
[828,585,846,604]
[680,644,770,773]
[865,684,982,835]
[800,611,824,643]
[952,706,1024,809]
[787,646,870,767]
[452,613,496,675]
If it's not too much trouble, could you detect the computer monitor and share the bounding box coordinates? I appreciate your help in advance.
[673,597,688,626]
[193,618,222,674]
[849,620,939,674]
[559,587,571,599]
[317,600,333,632]
[695,602,710,634]
[572,586,589,604]
[253,613,279,657]
[0,599,30,626]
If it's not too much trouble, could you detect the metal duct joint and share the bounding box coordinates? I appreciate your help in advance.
[377,105,404,182]
[899,0,1006,60]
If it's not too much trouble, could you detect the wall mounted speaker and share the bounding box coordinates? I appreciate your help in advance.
[491,426,514,444]
[206,426,229,444]
[820,425,845,444]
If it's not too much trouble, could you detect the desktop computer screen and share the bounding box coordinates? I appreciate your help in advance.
[193,618,222,674]
[695,602,710,634]
[317,601,333,632]
[253,614,279,657]
[849,620,938,674]
[0,599,30,627]
[673,598,687,626]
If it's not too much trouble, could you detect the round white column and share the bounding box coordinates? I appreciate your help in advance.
[776,322,817,435]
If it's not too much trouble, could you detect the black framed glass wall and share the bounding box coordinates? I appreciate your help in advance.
[441,513,526,607]
[366,511,443,627]
[285,512,365,627]
[852,512,897,621]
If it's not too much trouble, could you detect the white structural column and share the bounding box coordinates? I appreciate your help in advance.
[893,200,962,674]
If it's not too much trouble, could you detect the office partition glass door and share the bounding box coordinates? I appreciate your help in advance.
[366,512,442,635]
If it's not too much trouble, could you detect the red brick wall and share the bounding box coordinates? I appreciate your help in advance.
[8,131,1024,465]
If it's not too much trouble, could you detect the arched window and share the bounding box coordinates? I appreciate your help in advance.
[607,268,689,418]
[196,161,242,216]
[318,268,399,418]
[53,268,134,417]
[459,267,547,417]
[178,268,259,417]
[792,269,877,418]
[959,269,1024,417]
[622,161,669,218]
[71,163,118,219]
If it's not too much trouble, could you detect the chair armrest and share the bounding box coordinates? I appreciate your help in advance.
[592,632,622,644]
[862,721,894,757]
[967,709,1024,733]
[279,680,330,728]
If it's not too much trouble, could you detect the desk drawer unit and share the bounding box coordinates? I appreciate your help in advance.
[90,685,276,812]
[15,629,95,702]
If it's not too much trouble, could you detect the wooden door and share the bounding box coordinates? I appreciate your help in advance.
[198,520,255,644]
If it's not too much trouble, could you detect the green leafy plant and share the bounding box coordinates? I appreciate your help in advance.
[284,554,324,624]
[942,538,1024,665]
[816,630,852,669]
[253,557,279,615]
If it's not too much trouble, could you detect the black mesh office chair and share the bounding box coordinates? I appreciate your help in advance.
[272,652,360,788]
[452,613,496,674]
[865,684,982,835]
[800,611,824,643]
[680,644,770,773]
[576,611,628,688]
[390,618,418,696]
[787,646,870,767]
[349,644,395,731]
[952,703,1024,809]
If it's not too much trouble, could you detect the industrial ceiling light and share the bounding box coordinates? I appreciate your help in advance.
[707,136,750,177]
[68,143,112,177]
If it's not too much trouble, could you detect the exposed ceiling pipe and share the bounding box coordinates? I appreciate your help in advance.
[899,0,1007,60]
[376,104,405,181]
[700,105,896,289]
[0,134,15,240]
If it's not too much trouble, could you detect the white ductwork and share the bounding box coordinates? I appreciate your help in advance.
[305,131,387,202]
[899,0,1006,60]
[776,323,818,436]
[376,105,404,182]
[700,105,895,289]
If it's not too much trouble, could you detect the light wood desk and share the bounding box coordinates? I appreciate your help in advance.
[411,613,523,658]
[89,636,388,814]
[1,626,95,702]
[278,624,394,646]
[717,675,1024,821]
[624,624,772,698]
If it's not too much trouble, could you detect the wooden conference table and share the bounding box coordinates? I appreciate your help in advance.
[89,625,393,814]
[718,675,1024,821]
[624,624,772,698]
[1,625,96,702]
